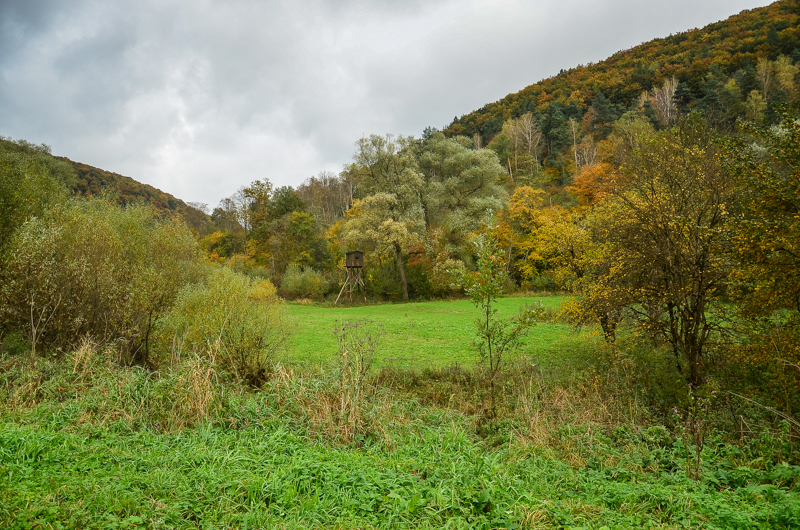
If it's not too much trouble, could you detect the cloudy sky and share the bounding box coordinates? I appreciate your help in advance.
[1,0,773,206]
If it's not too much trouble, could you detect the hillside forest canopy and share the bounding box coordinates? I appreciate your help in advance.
[2,1,800,527]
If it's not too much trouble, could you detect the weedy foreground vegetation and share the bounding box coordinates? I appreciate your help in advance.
[3,121,800,529]
[2,308,800,529]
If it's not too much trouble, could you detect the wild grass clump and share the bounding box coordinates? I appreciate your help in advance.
[371,356,646,456]
[253,320,412,447]
[0,327,415,448]
[3,322,800,529]
[5,339,800,529]
[0,339,237,433]
[156,266,289,386]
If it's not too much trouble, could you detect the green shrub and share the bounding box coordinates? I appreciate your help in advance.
[0,199,204,361]
[429,256,464,296]
[280,264,329,299]
[522,272,557,292]
[156,266,289,385]
[0,138,73,253]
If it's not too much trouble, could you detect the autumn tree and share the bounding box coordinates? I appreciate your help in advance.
[591,117,735,383]
[725,109,800,410]
[343,134,425,300]
[231,186,254,247]
[493,186,547,283]
[211,197,242,235]
[727,109,800,314]
[0,199,203,362]
[541,207,625,344]
[244,184,329,275]
[242,179,274,233]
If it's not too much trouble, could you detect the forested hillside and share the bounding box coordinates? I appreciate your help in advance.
[0,137,211,235]
[445,0,799,177]
[63,157,212,235]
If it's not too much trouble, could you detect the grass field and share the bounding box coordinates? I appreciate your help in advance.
[2,296,800,529]
[4,416,798,529]
[283,296,596,370]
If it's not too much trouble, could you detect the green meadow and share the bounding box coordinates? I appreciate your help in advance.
[283,296,590,368]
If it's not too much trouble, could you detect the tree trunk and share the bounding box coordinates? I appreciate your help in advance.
[395,245,409,301]
[599,312,617,344]
[506,232,515,272]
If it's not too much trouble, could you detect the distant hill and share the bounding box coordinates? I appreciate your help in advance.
[57,157,212,235]
[1,135,211,234]
[445,0,800,142]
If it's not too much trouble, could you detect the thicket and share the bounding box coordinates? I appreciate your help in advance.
[0,199,204,364]
[156,266,288,385]
[0,138,74,252]
[279,264,329,300]
[0,142,288,382]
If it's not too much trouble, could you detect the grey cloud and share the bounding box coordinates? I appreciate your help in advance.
[0,0,772,205]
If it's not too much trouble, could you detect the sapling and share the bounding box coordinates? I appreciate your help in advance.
[454,232,543,418]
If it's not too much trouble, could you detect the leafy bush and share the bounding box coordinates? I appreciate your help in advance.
[0,199,203,361]
[363,259,404,300]
[0,338,229,432]
[0,138,73,252]
[280,264,329,299]
[156,266,289,385]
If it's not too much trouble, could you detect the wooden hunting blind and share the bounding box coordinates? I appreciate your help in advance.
[336,250,366,304]
[345,251,364,268]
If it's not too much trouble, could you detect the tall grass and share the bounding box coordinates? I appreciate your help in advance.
[2,341,800,529]
[2,305,800,528]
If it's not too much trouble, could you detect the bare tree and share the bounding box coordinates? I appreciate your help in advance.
[187,201,210,215]
[215,197,240,233]
[757,58,773,101]
[297,170,354,226]
[568,118,581,170]
[230,187,254,247]
[575,137,599,169]
[503,112,543,178]
[473,132,483,150]
[651,77,678,126]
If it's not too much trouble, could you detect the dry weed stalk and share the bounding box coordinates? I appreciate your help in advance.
[170,356,218,429]
[333,319,382,442]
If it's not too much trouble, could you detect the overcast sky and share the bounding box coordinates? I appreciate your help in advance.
[1,0,774,206]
